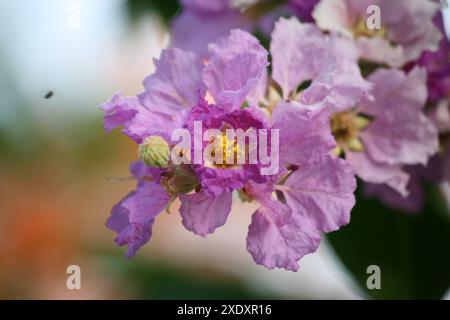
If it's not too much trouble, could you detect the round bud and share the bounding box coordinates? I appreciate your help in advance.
[138,136,170,168]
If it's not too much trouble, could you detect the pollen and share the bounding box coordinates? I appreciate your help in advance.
[210,134,241,168]
[331,111,371,154]
[352,17,386,39]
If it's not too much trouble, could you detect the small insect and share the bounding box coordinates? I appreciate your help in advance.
[44,91,54,99]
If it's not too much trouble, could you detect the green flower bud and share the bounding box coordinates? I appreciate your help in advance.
[138,136,170,168]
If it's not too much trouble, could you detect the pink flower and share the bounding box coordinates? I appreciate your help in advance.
[313,0,442,67]
[101,21,362,270]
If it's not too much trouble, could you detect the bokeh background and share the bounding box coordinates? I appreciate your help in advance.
[0,0,449,299]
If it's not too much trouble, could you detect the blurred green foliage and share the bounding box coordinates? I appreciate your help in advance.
[328,183,450,299]
[100,253,277,299]
[125,0,181,25]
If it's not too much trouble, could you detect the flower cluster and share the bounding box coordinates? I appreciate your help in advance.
[101,0,448,270]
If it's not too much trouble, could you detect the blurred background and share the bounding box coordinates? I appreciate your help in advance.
[0,0,449,299]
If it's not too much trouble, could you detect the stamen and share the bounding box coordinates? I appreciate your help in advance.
[352,17,386,39]
[331,111,372,152]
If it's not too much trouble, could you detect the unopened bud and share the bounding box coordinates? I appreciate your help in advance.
[138,136,170,168]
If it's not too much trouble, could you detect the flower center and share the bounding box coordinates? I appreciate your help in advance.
[209,134,241,168]
[331,111,371,155]
[352,17,386,39]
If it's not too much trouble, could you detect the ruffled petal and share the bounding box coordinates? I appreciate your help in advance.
[361,111,439,166]
[246,196,321,271]
[203,29,269,109]
[360,68,428,116]
[195,166,252,197]
[346,151,410,197]
[121,182,170,224]
[379,0,442,67]
[129,160,165,185]
[300,57,372,110]
[314,0,442,67]
[281,156,356,233]
[359,68,439,166]
[106,183,169,258]
[179,191,232,237]
[272,101,336,166]
[106,181,170,258]
[271,17,327,99]
[100,92,154,143]
[138,48,206,137]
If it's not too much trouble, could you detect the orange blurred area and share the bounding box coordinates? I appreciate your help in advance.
[0,127,137,298]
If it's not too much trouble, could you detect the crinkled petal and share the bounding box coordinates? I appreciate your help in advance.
[358,68,439,166]
[244,180,291,224]
[281,156,356,233]
[100,92,155,143]
[246,199,321,271]
[326,31,361,62]
[121,182,170,224]
[379,0,442,67]
[138,48,206,137]
[271,17,327,99]
[361,111,439,166]
[203,29,268,109]
[272,101,336,166]
[106,182,170,258]
[246,68,268,106]
[356,36,405,68]
[129,160,165,184]
[179,191,232,237]
[360,68,428,116]
[195,166,252,197]
[314,0,442,67]
[300,57,372,110]
[346,151,410,197]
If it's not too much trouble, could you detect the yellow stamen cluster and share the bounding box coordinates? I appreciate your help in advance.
[352,17,386,39]
[209,134,241,168]
[331,111,371,155]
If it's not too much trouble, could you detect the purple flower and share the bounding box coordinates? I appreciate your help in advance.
[363,94,449,214]
[313,0,443,67]
[170,0,324,58]
[102,20,361,270]
[244,101,356,271]
[329,67,439,198]
[270,17,372,108]
[105,161,171,258]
